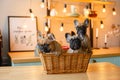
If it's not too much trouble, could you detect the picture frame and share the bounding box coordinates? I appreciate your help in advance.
[8,16,38,52]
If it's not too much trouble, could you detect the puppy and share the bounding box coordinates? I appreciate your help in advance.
[49,40,62,56]
[74,19,92,53]
[35,31,62,56]
[65,31,81,53]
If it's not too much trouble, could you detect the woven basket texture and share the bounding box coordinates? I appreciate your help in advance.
[40,52,92,74]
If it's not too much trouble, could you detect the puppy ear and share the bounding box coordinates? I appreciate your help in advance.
[83,18,89,27]
[37,30,44,43]
[74,20,79,27]
[71,31,76,36]
[65,33,71,43]
[47,33,56,40]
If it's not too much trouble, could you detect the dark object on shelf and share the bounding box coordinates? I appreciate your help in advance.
[89,11,97,17]
[103,43,109,49]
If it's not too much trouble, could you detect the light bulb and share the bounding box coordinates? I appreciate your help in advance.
[63,4,67,13]
[60,23,64,32]
[50,8,57,16]
[30,13,35,20]
[40,0,45,8]
[102,5,106,13]
[60,27,63,32]
[100,24,104,29]
[29,9,35,20]
[112,8,116,15]
[100,21,104,29]
[84,5,89,17]
[63,8,67,13]
[45,22,49,32]
[40,3,45,8]
[45,26,48,32]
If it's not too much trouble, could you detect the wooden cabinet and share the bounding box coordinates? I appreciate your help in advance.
[90,47,120,66]
[91,56,120,66]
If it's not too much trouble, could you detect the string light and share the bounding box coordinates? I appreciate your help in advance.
[112,8,116,15]
[50,8,57,16]
[63,4,67,13]
[29,9,35,20]
[40,0,45,8]
[102,4,106,13]
[60,23,64,32]
[29,0,35,20]
[45,22,49,32]
[84,5,90,17]
[100,21,104,29]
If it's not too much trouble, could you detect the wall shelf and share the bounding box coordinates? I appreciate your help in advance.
[44,16,105,20]
[45,16,84,20]
[52,0,115,4]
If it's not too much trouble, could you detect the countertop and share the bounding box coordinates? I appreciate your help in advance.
[8,47,120,63]
[8,52,40,63]
[0,62,120,80]
[92,47,120,58]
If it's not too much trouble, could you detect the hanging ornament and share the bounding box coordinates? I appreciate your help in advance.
[50,8,57,16]
[63,4,67,13]
[60,23,64,32]
[112,8,116,15]
[102,4,106,13]
[84,5,90,17]
[29,9,35,20]
[40,0,45,8]
[45,22,49,32]
[100,21,104,29]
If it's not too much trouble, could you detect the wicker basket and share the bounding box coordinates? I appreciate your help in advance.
[40,52,92,74]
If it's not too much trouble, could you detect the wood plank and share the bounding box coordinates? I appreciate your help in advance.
[8,52,40,63]
[44,16,105,20]
[52,0,115,4]
[92,47,120,58]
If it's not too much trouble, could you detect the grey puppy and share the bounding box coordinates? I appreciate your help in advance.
[74,19,92,53]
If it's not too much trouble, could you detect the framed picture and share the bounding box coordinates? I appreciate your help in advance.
[8,16,38,52]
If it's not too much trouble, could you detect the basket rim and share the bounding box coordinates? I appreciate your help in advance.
[40,52,92,56]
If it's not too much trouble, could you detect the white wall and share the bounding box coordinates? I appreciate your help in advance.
[0,0,46,58]
[93,0,120,48]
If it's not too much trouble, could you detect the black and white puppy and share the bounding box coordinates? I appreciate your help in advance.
[74,19,91,53]
[65,31,81,53]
